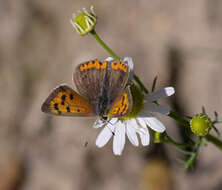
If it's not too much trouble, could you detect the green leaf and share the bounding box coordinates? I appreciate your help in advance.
[205,134,222,150]
[151,76,158,92]
[202,106,206,114]
[214,111,218,121]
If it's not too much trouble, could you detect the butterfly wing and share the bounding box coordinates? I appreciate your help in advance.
[41,85,95,116]
[107,87,132,118]
[73,60,130,115]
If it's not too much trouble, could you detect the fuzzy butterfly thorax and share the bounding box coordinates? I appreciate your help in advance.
[41,59,133,119]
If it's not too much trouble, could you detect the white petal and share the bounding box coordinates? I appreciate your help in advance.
[137,118,147,128]
[140,103,170,116]
[96,125,114,148]
[113,122,126,155]
[105,57,114,61]
[153,105,170,115]
[123,57,134,70]
[127,119,150,146]
[146,87,175,102]
[138,127,150,146]
[128,118,147,134]
[164,87,175,96]
[93,119,105,128]
[109,118,118,124]
[126,121,139,146]
[123,57,134,81]
[144,116,166,132]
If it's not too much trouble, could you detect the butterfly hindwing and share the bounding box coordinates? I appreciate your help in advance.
[41,85,94,116]
[108,87,132,118]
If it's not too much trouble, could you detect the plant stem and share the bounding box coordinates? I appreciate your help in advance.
[205,134,222,150]
[183,137,203,171]
[165,134,195,148]
[168,111,190,127]
[133,75,149,94]
[90,29,120,61]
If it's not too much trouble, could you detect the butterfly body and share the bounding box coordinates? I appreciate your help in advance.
[41,60,132,119]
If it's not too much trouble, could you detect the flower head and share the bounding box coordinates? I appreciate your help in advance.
[190,113,212,136]
[94,87,174,155]
[93,58,175,155]
[70,6,97,36]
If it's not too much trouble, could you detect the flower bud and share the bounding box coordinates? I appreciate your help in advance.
[190,113,212,136]
[70,6,97,36]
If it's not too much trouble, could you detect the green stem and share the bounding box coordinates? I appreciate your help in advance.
[90,29,120,61]
[168,111,190,127]
[183,153,196,171]
[183,137,203,171]
[165,134,195,148]
[205,134,222,150]
[133,75,149,94]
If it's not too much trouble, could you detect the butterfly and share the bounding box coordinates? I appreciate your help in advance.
[41,59,133,119]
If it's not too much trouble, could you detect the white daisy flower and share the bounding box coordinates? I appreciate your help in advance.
[93,57,175,155]
[94,87,175,155]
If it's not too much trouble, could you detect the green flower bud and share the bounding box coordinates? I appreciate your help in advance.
[121,83,144,120]
[190,113,212,136]
[70,6,97,36]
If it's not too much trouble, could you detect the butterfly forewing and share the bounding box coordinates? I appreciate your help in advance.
[108,87,132,118]
[73,60,130,115]
[41,85,94,116]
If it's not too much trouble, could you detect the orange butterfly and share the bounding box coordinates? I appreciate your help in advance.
[41,60,132,119]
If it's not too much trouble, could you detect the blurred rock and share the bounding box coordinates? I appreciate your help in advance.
[0,158,24,190]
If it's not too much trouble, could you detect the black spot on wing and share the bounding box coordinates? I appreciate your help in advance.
[61,94,66,101]
[54,103,59,110]
[121,95,125,106]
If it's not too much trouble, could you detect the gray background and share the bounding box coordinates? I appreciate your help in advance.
[1,0,222,190]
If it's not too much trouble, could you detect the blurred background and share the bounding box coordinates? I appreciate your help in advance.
[1,0,222,190]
